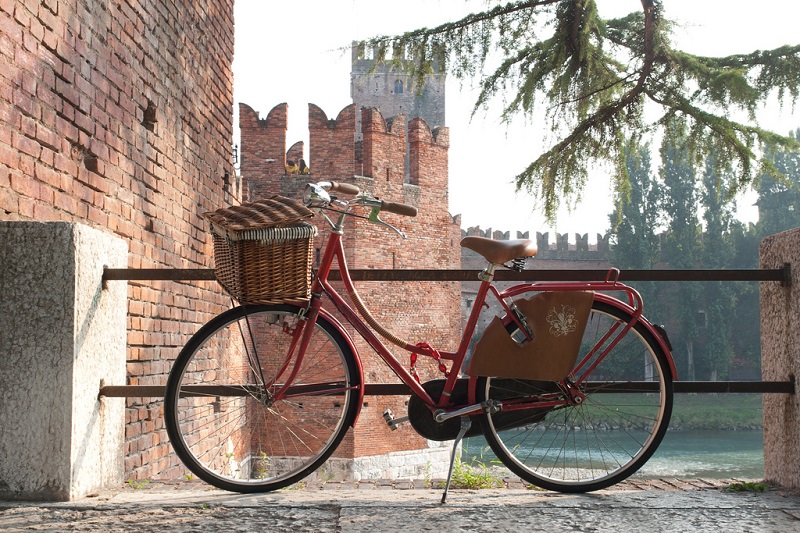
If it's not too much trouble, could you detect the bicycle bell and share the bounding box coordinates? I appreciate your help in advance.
[303,182,331,207]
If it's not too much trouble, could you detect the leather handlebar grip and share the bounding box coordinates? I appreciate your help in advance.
[329,181,360,195]
[381,201,418,217]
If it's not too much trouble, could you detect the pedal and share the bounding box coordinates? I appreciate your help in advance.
[383,408,409,431]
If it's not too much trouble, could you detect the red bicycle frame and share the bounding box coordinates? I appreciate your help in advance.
[268,221,677,421]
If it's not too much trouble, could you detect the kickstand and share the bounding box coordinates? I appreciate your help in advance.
[441,416,472,504]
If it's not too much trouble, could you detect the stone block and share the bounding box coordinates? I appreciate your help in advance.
[760,227,800,489]
[0,222,127,500]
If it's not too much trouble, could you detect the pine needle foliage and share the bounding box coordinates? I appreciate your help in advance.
[358,0,800,222]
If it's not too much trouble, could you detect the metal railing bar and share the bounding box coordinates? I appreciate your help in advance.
[99,384,412,398]
[99,380,794,398]
[674,380,795,393]
[102,266,790,284]
[103,268,217,281]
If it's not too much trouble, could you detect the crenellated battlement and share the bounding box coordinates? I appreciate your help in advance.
[462,226,612,257]
[239,102,450,203]
[308,104,358,180]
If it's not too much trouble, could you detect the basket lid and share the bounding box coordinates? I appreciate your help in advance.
[213,222,318,242]
[202,195,314,232]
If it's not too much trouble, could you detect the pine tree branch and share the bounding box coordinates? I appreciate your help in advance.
[695,45,800,69]
[364,0,558,44]
[553,70,639,109]
[361,0,800,221]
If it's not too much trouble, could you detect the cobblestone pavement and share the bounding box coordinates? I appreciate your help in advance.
[2,478,800,532]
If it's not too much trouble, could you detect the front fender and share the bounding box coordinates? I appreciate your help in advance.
[317,307,366,425]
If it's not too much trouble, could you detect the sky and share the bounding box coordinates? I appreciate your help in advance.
[232,1,800,241]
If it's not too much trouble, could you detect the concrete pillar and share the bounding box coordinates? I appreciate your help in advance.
[760,227,800,489]
[0,222,127,501]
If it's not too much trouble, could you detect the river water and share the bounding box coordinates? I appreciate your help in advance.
[634,429,764,479]
[463,429,764,480]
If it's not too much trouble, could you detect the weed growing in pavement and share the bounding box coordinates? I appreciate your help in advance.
[439,458,504,490]
[126,479,150,490]
[722,481,768,493]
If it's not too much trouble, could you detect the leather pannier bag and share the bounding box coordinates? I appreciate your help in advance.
[467,291,594,381]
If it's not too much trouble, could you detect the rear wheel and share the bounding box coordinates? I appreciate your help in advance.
[165,304,360,492]
[479,300,673,492]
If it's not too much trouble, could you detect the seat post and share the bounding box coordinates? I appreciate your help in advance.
[478,262,497,282]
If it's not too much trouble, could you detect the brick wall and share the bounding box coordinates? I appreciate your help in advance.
[0,0,235,481]
[239,102,462,458]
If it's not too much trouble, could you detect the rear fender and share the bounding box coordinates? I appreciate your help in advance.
[593,293,678,381]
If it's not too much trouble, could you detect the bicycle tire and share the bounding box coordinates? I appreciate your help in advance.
[164,303,360,492]
[478,299,673,492]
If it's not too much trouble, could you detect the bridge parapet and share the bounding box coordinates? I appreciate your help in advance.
[760,227,800,489]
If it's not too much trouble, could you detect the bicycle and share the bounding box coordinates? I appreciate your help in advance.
[164,181,676,501]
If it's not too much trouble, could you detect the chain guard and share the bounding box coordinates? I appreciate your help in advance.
[407,378,559,441]
[407,379,484,441]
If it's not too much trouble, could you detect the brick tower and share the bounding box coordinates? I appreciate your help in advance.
[350,43,446,181]
[238,52,462,480]
[350,42,446,136]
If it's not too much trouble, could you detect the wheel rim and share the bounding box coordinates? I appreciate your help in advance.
[168,306,355,489]
[482,303,672,490]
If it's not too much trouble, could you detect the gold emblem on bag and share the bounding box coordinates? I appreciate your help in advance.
[547,305,579,337]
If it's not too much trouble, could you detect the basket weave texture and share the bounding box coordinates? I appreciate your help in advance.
[202,196,318,304]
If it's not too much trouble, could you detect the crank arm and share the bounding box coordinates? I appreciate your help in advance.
[433,400,501,423]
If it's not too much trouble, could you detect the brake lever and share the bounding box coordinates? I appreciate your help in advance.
[368,206,406,238]
[349,194,407,238]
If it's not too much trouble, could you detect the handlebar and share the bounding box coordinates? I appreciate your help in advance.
[312,181,417,217]
[304,180,417,237]
[328,181,361,195]
[380,201,417,217]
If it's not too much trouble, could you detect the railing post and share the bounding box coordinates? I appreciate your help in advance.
[760,228,800,489]
[0,222,128,500]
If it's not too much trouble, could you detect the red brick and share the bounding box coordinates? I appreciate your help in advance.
[0,0,14,15]
[0,9,21,43]
[33,161,59,187]
[240,104,459,456]
[0,179,15,212]
[35,123,59,151]
[32,199,58,220]
[0,141,19,168]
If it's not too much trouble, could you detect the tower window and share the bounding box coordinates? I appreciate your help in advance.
[394,79,403,94]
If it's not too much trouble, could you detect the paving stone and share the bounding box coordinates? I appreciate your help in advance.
[2,480,798,532]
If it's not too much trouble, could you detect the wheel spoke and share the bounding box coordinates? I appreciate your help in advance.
[479,300,673,492]
[164,304,359,492]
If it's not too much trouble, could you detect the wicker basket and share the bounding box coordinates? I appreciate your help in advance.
[203,196,318,304]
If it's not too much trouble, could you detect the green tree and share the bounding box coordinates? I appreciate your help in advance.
[756,129,800,236]
[659,124,702,380]
[728,212,760,375]
[608,141,663,327]
[697,159,738,380]
[361,0,800,222]
[610,142,662,269]
[725,128,800,377]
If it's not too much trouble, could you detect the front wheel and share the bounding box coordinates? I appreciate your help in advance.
[478,300,673,492]
[164,304,361,492]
